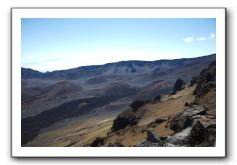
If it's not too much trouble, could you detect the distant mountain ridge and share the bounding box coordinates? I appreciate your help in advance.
[22,54,216,79]
[21,68,44,79]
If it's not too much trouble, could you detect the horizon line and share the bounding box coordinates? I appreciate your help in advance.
[22,53,216,73]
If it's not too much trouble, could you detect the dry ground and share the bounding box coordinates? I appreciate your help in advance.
[26,85,196,147]
[26,116,114,147]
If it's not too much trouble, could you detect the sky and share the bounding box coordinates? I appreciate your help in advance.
[21,18,216,72]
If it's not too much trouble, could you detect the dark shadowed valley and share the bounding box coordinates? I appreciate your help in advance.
[21,54,216,147]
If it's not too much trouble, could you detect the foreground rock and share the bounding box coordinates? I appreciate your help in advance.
[111,100,149,132]
[170,105,206,133]
[146,128,160,143]
[136,104,215,147]
[111,111,137,132]
[187,120,208,146]
[188,120,216,147]
[193,61,216,97]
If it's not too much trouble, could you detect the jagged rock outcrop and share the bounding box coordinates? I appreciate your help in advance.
[170,114,193,133]
[136,104,215,147]
[172,79,185,94]
[170,105,206,133]
[111,100,149,132]
[164,111,209,147]
[187,120,208,146]
[193,61,216,97]
[111,110,137,132]
[193,61,216,116]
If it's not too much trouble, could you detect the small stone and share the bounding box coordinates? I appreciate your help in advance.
[155,118,166,124]
[91,137,104,147]
[146,129,160,143]
[160,136,168,141]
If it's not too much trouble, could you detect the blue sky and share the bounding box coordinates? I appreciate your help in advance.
[21,18,216,72]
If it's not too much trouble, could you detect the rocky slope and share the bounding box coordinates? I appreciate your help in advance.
[90,61,216,147]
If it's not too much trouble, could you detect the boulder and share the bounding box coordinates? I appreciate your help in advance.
[185,102,190,107]
[187,120,208,146]
[111,100,152,132]
[182,105,206,117]
[130,100,149,112]
[167,126,192,146]
[168,118,215,147]
[146,128,160,143]
[172,79,185,94]
[170,105,206,133]
[111,114,137,132]
[170,113,193,133]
